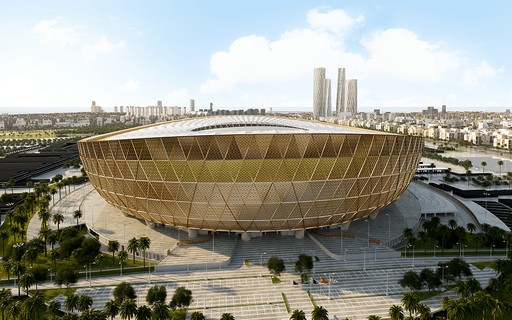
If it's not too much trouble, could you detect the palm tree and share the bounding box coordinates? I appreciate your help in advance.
[19,271,36,294]
[401,292,419,319]
[150,302,169,320]
[389,304,404,320]
[290,309,306,320]
[190,311,206,320]
[0,288,13,320]
[10,260,25,296]
[466,278,482,297]
[26,181,33,193]
[6,300,21,320]
[103,300,119,320]
[77,295,93,313]
[498,160,504,177]
[138,236,151,268]
[0,230,8,252]
[466,223,476,234]
[73,209,83,227]
[65,294,79,314]
[38,208,51,229]
[118,250,128,274]
[119,299,137,320]
[311,305,328,320]
[220,313,235,320]
[52,213,65,231]
[50,188,58,206]
[135,305,151,320]
[127,238,139,264]
[47,300,62,320]
[473,291,494,319]
[367,316,381,320]
[442,296,468,320]
[108,240,120,266]
[21,290,46,320]
[416,303,431,320]
[47,230,59,251]
[481,161,487,174]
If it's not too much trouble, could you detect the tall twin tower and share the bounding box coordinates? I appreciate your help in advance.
[313,67,357,117]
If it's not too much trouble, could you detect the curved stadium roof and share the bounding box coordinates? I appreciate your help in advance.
[100,116,380,141]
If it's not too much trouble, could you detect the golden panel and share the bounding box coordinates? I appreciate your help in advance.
[79,131,423,232]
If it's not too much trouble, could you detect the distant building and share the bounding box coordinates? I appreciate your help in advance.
[345,79,357,114]
[336,68,346,115]
[190,99,195,112]
[313,68,326,117]
[324,78,332,116]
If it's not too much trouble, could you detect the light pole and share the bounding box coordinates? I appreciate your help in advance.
[119,262,122,276]
[344,249,348,262]
[457,242,461,258]
[484,192,490,223]
[490,244,495,257]
[340,225,344,257]
[361,247,366,271]
[260,252,267,266]
[434,245,438,258]
[48,268,52,283]
[408,245,415,267]
[386,213,391,242]
[386,269,389,295]
[366,220,370,246]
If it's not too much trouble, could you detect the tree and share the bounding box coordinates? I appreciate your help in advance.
[466,223,476,234]
[73,209,82,227]
[65,294,79,314]
[21,290,46,320]
[220,313,235,320]
[77,295,93,313]
[447,258,472,280]
[108,240,120,266]
[448,219,458,230]
[103,300,119,320]
[135,305,151,320]
[118,250,128,274]
[169,286,193,310]
[52,213,65,231]
[146,285,167,306]
[138,236,151,268]
[55,265,79,288]
[190,311,206,320]
[399,271,422,291]
[389,304,404,320]
[481,161,487,174]
[151,302,169,320]
[290,309,306,320]
[6,300,21,320]
[267,256,285,276]
[311,305,328,320]
[19,271,36,294]
[416,303,431,320]
[442,296,468,320]
[47,300,62,320]
[367,316,382,320]
[295,254,313,282]
[0,230,8,252]
[113,282,137,304]
[119,299,137,320]
[0,288,13,320]
[401,292,419,319]
[127,238,139,264]
[498,160,504,177]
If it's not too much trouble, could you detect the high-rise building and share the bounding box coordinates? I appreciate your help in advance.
[442,105,446,113]
[336,68,346,114]
[324,78,332,117]
[190,99,195,112]
[313,68,326,117]
[345,79,357,114]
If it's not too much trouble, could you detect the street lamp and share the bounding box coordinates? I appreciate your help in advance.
[344,248,348,262]
[361,247,366,271]
[408,245,415,267]
[386,213,391,242]
[490,244,495,257]
[434,245,438,258]
[366,220,370,246]
[48,268,52,283]
[119,262,122,276]
[386,269,389,295]
[260,252,267,266]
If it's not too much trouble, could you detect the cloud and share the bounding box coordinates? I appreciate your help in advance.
[462,60,504,87]
[166,88,189,106]
[31,18,82,46]
[119,79,140,93]
[200,8,460,95]
[306,8,364,34]
[360,28,460,82]
[81,36,126,61]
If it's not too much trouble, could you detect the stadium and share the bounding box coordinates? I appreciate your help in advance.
[78,116,423,240]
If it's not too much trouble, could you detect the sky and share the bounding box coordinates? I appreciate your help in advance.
[1,1,512,114]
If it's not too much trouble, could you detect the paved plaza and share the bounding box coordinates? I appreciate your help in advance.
[20,180,505,319]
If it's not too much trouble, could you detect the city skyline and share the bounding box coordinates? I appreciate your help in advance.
[1,1,512,114]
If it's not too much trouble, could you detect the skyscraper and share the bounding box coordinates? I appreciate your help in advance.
[345,79,357,114]
[336,68,346,114]
[190,99,195,112]
[324,78,332,117]
[313,68,326,117]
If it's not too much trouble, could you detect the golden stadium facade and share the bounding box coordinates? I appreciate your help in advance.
[78,116,423,234]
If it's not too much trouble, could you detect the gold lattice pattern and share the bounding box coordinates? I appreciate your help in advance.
[78,133,423,232]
